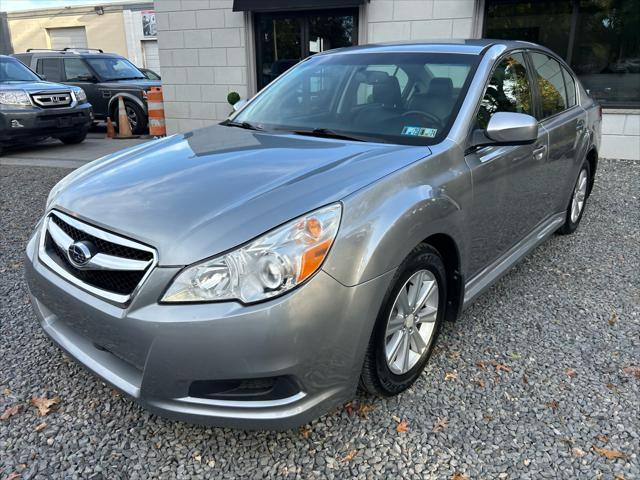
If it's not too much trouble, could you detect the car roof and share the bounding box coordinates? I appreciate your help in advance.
[318,39,546,56]
[18,50,123,59]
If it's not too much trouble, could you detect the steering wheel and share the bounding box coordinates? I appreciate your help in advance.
[400,110,443,129]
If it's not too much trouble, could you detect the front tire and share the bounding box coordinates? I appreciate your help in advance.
[360,244,447,396]
[113,101,147,135]
[557,161,590,235]
[58,130,88,145]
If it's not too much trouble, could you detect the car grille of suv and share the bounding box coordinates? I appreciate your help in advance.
[38,211,157,304]
[31,91,73,108]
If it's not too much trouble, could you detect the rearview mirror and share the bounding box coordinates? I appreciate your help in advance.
[471,112,538,148]
[232,98,248,112]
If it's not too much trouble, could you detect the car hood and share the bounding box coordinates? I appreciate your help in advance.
[53,125,430,266]
[0,81,76,91]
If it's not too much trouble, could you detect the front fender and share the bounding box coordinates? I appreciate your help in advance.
[107,92,146,115]
[323,147,471,287]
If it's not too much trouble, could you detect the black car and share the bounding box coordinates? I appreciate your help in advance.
[0,55,92,154]
[14,49,161,134]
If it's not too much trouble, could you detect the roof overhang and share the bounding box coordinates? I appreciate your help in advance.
[233,0,366,12]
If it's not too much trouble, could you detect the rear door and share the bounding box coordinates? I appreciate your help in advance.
[35,57,63,83]
[527,50,588,214]
[464,51,549,276]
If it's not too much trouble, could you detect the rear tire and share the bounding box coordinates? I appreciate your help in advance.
[58,130,88,145]
[360,244,446,396]
[557,160,591,235]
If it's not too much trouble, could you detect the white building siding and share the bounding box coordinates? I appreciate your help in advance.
[155,0,248,133]
[365,0,475,43]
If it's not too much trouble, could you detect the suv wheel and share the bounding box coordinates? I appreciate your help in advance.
[360,244,446,396]
[58,130,88,145]
[113,101,147,135]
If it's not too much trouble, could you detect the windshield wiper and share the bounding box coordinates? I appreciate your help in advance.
[113,76,146,80]
[221,120,263,131]
[291,128,364,142]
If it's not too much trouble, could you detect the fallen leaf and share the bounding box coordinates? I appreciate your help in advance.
[566,368,577,378]
[475,378,485,388]
[476,361,487,371]
[391,414,401,423]
[592,446,625,460]
[343,401,353,417]
[396,419,409,433]
[3,473,20,480]
[572,447,587,458]
[615,474,625,480]
[494,363,511,373]
[110,389,120,397]
[449,351,461,361]
[522,374,529,385]
[452,473,469,480]
[342,449,358,462]
[357,402,375,419]
[193,453,202,463]
[596,434,609,444]
[547,399,559,411]
[1,405,21,421]
[300,426,312,439]
[609,311,618,325]
[34,422,48,432]
[30,396,61,416]
[444,370,458,381]
[3,388,11,396]
[432,416,448,433]
[622,366,640,379]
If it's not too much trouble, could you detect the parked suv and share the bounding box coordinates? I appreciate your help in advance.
[14,49,160,134]
[0,55,92,153]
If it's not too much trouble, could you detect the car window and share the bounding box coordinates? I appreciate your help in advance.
[36,58,62,82]
[477,52,532,129]
[64,58,94,82]
[561,66,576,107]
[85,57,144,81]
[530,52,568,118]
[356,65,408,106]
[0,57,41,82]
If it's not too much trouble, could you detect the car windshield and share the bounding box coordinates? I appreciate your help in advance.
[85,57,145,81]
[233,52,479,145]
[0,57,41,83]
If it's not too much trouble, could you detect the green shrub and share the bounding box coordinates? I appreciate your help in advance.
[227,91,241,106]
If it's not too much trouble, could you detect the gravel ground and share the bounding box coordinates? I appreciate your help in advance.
[1,159,639,480]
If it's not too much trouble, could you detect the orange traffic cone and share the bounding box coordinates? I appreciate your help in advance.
[106,116,115,138]
[115,95,137,139]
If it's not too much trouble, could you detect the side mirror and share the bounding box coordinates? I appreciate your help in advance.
[471,112,538,148]
[232,98,248,112]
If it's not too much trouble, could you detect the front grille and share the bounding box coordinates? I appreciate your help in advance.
[38,211,156,304]
[31,91,72,108]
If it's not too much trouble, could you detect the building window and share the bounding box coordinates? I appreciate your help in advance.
[484,0,640,108]
[254,9,358,90]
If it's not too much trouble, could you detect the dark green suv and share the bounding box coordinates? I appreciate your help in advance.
[14,48,161,134]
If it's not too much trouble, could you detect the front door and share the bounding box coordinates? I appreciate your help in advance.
[464,51,549,276]
[254,9,358,90]
[62,58,106,116]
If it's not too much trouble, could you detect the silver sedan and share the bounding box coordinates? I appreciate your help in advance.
[25,40,601,429]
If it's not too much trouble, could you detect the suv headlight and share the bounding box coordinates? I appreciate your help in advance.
[162,203,342,304]
[74,88,87,103]
[0,90,31,106]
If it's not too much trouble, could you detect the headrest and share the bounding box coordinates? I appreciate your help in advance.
[372,75,402,108]
[427,77,453,97]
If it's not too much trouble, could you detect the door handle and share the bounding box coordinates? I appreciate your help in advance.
[576,120,585,132]
[533,144,547,161]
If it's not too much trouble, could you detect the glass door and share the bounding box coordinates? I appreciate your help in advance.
[255,9,358,90]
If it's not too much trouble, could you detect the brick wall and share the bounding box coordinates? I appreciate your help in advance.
[155,0,247,133]
[366,0,475,42]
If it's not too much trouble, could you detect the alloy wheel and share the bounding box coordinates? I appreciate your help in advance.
[384,269,439,375]
[125,105,138,128]
[570,168,588,223]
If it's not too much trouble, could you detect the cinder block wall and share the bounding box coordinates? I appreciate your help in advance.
[366,0,475,42]
[155,0,248,133]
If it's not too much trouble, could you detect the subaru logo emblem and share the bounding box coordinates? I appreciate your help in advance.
[68,240,95,267]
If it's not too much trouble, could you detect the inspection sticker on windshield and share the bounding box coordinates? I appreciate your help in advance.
[401,126,438,138]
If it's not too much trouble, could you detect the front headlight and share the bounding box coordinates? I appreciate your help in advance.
[162,203,342,304]
[74,88,87,103]
[0,90,31,106]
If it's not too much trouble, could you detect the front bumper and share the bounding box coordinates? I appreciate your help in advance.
[25,228,393,430]
[0,103,92,143]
